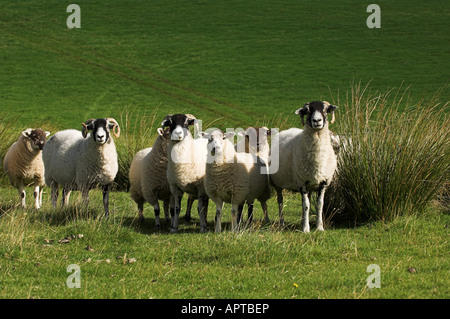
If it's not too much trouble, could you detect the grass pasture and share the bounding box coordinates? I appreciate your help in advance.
[0,0,449,300]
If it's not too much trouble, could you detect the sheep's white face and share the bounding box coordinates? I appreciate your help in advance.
[171,125,189,141]
[202,129,235,162]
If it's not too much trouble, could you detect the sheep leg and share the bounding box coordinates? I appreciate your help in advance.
[33,184,40,210]
[18,182,26,208]
[39,186,44,208]
[237,204,244,224]
[171,193,183,233]
[197,194,209,233]
[214,200,224,233]
[184,196,194,222]
[163,199,171,225]
[169,195,175,228]
[316,182,327,231]
[50,182,58,208]
[102,184,110,219]
[137,202,144,223]
[300,187,311,233]
[276,188,284,225]
[261,200,270,223]
[247,203,254,224]
[231,203,240,232]
[153,202,161,230]
[62,188,72,207]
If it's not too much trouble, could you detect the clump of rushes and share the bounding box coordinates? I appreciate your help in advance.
[325,83,449,225]
[114,108,159,191]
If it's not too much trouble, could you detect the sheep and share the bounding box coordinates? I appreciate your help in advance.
[235,126,272,223]
[270,101,338,232]
[129,127,173,229]
[162,113,209,233]
[42,118,120,218]
[202,128,272,232]
[3,128,50,209]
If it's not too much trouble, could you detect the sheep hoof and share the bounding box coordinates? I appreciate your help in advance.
[170,228,178,234]
[317,225,324,231]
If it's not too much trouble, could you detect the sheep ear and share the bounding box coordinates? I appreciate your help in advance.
[161,116,172,128]
[45,131,50,137]
[325,103,338,124]
[22,128,33,138]
[295,103,310,126]
[81,119,94,138]
[157,127,164,136]
[198,131,209,139]
[187,118,198,126]
[107,118,121,138]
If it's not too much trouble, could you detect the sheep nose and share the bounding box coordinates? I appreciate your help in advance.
[313,118,322,124]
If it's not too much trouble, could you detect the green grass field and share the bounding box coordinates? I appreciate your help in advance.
[0,0,449,299]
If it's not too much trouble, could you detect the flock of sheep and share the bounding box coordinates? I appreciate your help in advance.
[2,100,339,233]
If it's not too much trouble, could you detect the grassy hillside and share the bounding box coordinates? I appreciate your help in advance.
[1,0,448,130]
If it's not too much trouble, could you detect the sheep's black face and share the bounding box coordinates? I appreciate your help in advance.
[161,114,196,142]
[92,119,110,145]
[295,101,337,130]
[82,118,120,145]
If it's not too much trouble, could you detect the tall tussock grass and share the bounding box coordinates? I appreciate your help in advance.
[114,108,161,191]
[325,84,449,224]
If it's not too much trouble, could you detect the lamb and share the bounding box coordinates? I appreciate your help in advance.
[129,127,173,229]
[42,118,120,218]
[270,101,338,232]
[162,113,209,233]
[202,128,272,232]
[3,128,50,209]
[235,126,272,223]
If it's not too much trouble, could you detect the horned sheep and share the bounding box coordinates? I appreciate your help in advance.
[42,118,120,218]
[270,101,338,232]
[162,113,209,233]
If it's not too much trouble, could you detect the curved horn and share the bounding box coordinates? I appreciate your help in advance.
[184,114,197,120]
[82,119,95,138]
[106,118,120,138]
[323,101,336,124]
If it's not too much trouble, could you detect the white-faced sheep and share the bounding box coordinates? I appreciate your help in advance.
[129,127,173,229]
[3,128,50,209]
[202,128,272,232]
[270,101,338,232]
[162,113,209,233]
[235,126,272,223]
[42,118,120,218]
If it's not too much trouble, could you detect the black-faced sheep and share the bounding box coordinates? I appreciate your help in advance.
[162,113,209,233]
[270,101,338,232]
[42,118,120,218]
